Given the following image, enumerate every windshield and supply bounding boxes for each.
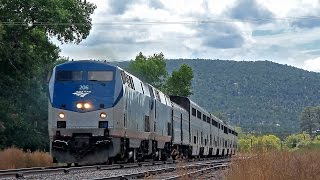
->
[56,71,83,81]
[88,71,113,81]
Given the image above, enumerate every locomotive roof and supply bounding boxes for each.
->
[57,60,172,107]
[56,60,116,69]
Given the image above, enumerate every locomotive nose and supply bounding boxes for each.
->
[52,134,92,150]
[72,134,91,149]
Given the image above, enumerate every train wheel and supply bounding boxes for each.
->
[107,157,113,165]
[160,153,168,161]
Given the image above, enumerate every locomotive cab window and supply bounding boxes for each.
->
[88,71,113,81]
[56,71,83,81]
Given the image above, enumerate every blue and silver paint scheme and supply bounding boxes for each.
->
[48,61,124,163]
[169,96,238,157]
[48,60,172,164]
[48,60,237,164]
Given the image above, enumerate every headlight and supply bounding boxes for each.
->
[76,103,83,109]
[59,112,65,119]
[84,103,91,109]
[100,112,107,119]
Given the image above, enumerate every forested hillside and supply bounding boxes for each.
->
[114,59,320,137]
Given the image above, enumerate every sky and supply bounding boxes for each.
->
[55,0,320,72]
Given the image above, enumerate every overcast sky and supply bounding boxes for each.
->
[55,0,320,72]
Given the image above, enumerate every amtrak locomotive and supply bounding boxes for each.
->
[48,60,238,165]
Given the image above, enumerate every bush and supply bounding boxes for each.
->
[0,147,52,169]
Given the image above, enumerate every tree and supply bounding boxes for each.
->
[284,133,311,149]
[236,128,282,152]
[0,0,96,150]
[165,64,193,97]
[0,0,96,79]
[128,53,194,96]
[300,107,316,135]
[128,52,167,89]
[239,134,257,153]
[312,106,320,127]
[259,135,281,151]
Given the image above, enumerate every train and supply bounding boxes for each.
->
[48,60,238,165]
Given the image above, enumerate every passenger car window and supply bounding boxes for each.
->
[56,71,83,81]
[192,108,196,116]
[197,110,201,119]
[88,71,113,81]
[212,119,218,127]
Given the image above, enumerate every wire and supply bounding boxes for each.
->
[1,15,320,26]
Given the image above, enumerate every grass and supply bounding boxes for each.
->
[0,147,52,169]
[225,150,320,180]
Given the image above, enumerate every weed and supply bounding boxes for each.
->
[225,150,320,180]
[0,147,52,169]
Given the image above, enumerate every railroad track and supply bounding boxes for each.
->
[165,163,228,180]
[95,159,229,180]
[0,161,170,179]
[0,157,229,179]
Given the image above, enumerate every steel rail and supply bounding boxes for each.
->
[0,157,229,179]
[164,164,228,180]
[93,159,230,180]
[0,160,175,179]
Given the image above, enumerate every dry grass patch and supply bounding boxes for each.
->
[226,150,320,180]
[0,147,52,169]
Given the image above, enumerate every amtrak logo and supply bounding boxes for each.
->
[73,85,91,97]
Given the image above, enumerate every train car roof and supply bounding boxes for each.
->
[170,96,235,129]
[172,102,188,113]
[117,66,171,106]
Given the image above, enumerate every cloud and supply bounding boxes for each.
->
[80,25,148,46]
[296,39,320,50]
[56,0,320,73]
[197,23,245,49]
[285,2,320,29]
[302,49,320,56]
[107,0,165,15]
[108,0,133,14]
[303,57,320,72]
[252,29,284,36]
[149,0,164,9]
[292,18,320,29]
[228,0,274,24]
